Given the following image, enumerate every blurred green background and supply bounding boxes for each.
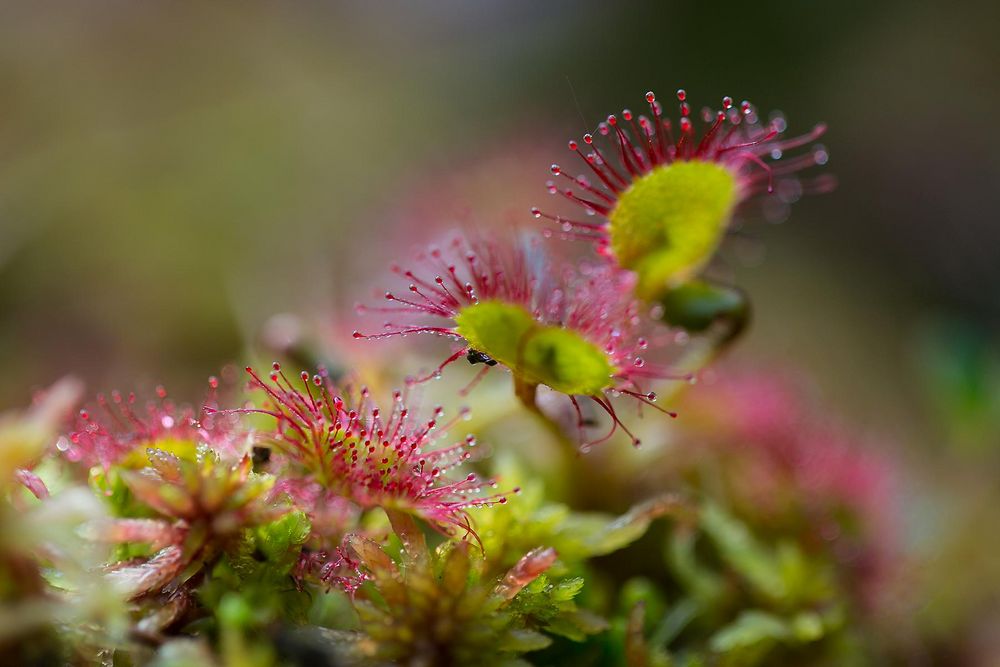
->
[1,0,999,658]
[1,3,998,456]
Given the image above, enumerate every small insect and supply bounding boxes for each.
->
[466,349,498,366]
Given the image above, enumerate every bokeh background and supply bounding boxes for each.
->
[1,0,998,656]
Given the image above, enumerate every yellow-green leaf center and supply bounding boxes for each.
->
[120,437,199,469]
[608,160,737,299]
[454,301,615,396]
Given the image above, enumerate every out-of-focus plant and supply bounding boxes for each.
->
[675,373,899,608]
[913,317,1000,455]
[0,378,129,664]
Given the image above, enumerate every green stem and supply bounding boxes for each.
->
[513,376,578,451]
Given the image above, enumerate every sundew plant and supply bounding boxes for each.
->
[0,86,918,667]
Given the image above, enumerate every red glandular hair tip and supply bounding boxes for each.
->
[296,542,369,596]
[67,378,241,470]
[224,364,516,541]
[533,89,833,249]
[354,236,684,448]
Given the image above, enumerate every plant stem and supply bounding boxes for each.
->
[513,377,578,451]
